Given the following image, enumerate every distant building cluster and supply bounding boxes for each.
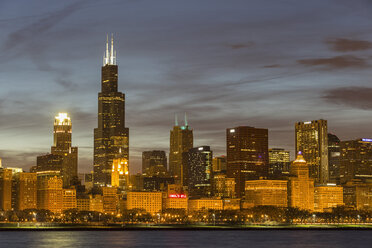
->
[2,37,372,220]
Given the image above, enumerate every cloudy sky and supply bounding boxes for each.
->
[1,0,372,173]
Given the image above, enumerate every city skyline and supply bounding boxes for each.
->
[2,0,372,173]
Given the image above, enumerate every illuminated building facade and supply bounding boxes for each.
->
[188,198,223,212]
[127,191,162,214]
[339,139,372,184]
[37,176,63,213]
[223,198,241,210]
[343,180,372,210]
[165,194,188,210]
[169,114,193,184]
[184,146,213,198]
[328,133,341,184]
[212,156,227,173]
[226,126,269,197]
[212,172,236,198]
[314,185,343,212]
[94,36,129,186]
[142,150,167,176]
[111,158,129,190]
[245,180,288,207]
[89,194,104,213]
[288,152,314,211]
[295,119,329,184]
[0,168,12,210]
[36,113,78,188]
[15,172,37,210]
[102,186,118,214]
[77,197,90,211]
[268,148,290,178]
[62,188,77,210]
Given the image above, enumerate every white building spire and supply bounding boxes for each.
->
[103,34,117,65]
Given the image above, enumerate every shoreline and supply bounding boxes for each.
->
[1,224,372,231]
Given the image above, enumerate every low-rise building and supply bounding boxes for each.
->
[62,188,77,211]
[127,191,162,214]
[245,180,288,207]
[188,198,223,212]
[314,184,344,212]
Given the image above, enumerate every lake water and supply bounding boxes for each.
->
[0,230,371,248]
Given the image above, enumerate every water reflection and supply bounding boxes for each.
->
[0,230,370,248]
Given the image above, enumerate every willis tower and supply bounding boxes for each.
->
[94,35,129,186]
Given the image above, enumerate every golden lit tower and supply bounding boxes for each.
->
[51,113,78,187]
[288,152,314,211]
[36,113,78,188]
[94,35,129,186]
[295,119,329,184]
[111,158,129,190]
[169,114,193,183]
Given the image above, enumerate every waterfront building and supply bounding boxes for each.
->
[188,198,223,212]
[288,152,314,211]
[37,176,63,213]
[127,191,162,214]
[314,184,343,212]
[223,198,241,210]
[164,194,188,211]
[77,197,90,211]
[15,172,37,210]
[62,188,77,211]
[89,194,104,213]
[245,180,288,207]
[226,126,269,197]
[295,119,329,184]
[94,36,129,186]
[102,186,118,214]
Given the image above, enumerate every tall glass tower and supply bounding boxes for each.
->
[94,35,129,186]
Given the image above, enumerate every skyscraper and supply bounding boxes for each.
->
[142,150,167,176]
[184,146,213,198]
[226,126,269,197]
[36,113,78,187]
[295,119,329,184]
[268,148,290,178]
[340,139,372,184]
[328,133,341,184]
[169,114,193,184]
[94,35,129,186]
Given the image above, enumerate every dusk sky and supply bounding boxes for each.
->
[1,0,372,173]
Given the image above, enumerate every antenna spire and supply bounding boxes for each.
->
[175,114,178,126]
[184,112,188,126]
[103,34,116,65]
